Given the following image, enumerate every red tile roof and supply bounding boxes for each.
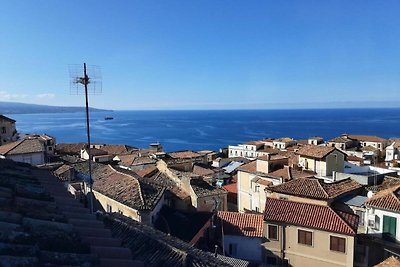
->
[267,166,315,181]
[365,185,400,212]
[168,151,203,159]
[347,134,387,143]
[264,198,358,235]
[238,160,257,173]
[223,183,237,194]
[135,166,158,178]
[296,145,340,159]
[217,211,264,238]
[268,178,362,200]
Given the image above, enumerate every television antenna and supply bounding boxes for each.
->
[69,63,102,214]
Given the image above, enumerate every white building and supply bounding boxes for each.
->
[365,186,400,242]
[0,139,45,165]
[217,211,264,262]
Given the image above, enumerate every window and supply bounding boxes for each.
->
[228,243,237,256]
[255,207,259,213]
[298,229,313,246]
[48,146,53,151]
[330,236,346,253]
[268,225,278,240]
[1,127,5,134]
[254,185,260,192]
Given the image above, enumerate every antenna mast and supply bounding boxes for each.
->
[70,63,102,214]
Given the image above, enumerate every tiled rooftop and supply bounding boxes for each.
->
[374,256,400,267]
[237,160,257,173]
[329,136,352,143]
[296,145,338,159]
[217,211,264,238]
[190,179,227,198]
[56,143,87,155]
[366,176,400,192]
[347,134,387,143]
[103,213,232,267]
[264,198,358,236]
[0,139,44,155]
[268,177,362,200]
[97,144,137,155]
[365,185,400,212]
[168,150,203,159]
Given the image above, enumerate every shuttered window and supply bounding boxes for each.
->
[298,229,313,246]
[330,236,346,253]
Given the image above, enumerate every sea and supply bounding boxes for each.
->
[7,108,400,152]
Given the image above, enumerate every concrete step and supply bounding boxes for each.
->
[59,206,90,214]
[91,246,132,260]
[68,218,104,228]
[75,227,113,238]
[99,258,144,267]
[63,211,95,220]
[82,237,122,247]
[53,197,81,206]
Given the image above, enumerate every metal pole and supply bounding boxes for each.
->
[83,63,94,214]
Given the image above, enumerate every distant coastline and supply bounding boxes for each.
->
[0,101,112,114]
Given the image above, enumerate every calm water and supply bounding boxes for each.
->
[7,109,400,152]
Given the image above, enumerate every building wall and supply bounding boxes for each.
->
[238,170,282,213]
[0,119,17,145]
[299,150,344,177]
[263,223,354,267]
[224,235,262,262]
[192,191,227,212]
[366,207,400,241]
[228,144,258,159]
[93,190,141,221]
[7,152,45,165]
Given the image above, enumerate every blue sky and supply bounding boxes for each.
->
[0,1,399,110]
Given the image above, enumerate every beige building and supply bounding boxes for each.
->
[0,115,17,146]
[157,159,227,212]
[237,155,289,213]
[263,197,358,267]
[273,137,296,150]
[296,145,346,177]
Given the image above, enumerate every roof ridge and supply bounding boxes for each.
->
[109,165,145,207]
[2,140,24,154]
[331,208,357,235]
[316,179,330,198]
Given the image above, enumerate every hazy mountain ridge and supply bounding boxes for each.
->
[0,101,112,114]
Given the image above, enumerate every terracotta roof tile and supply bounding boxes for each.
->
[366,177,400,192]
[329,136,352,143]
[168,150,203,159]
[296,145,338,159]
[348,134,387,143]
[268,178,362,200]
[374,256,400,267]
[56,143,86,155]
[0,139,44,155]
[222,183,237,194]
[237,160,256,172]
[135,166,158,178]
[365,185,400,212]
[217,211,264,238]
[97,144,137,155]
[264,198,358,235]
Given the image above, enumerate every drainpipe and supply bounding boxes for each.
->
[281,225,286,265]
